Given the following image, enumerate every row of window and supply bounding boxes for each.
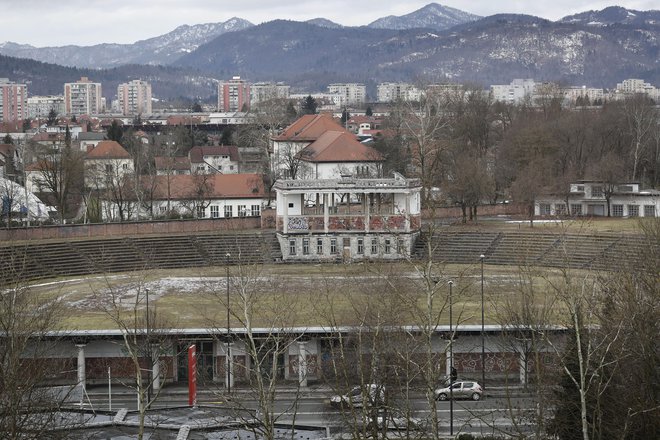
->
[204,204,260,218]
[540,203,656,217]
[289,236,405,256]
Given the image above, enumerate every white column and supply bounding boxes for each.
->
[365,193,370,233]
[225,343,234,389]
[298,341,308,387]
[446,344,452,377]
[519,350,527,385]
[76,344,86,390]
[282,193,288,234]
[404,191,411,232]
[152,350,161,392]
[323,193,329,234]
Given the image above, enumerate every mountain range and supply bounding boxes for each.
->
[0,4,658,101]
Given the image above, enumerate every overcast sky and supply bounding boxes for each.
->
[1,1,658,47]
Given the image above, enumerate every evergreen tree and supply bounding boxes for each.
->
[341,108,351,125]
[191,102,203,113]
[46,109,58,126]
[107,120,123,142]
[2,133,12,144]
[301,95,317,115]
[365,106,373,116]
[64,125,71,148]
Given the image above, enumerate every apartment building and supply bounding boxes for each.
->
[327,83,366,107]
[64,77,102,116]
[376,82,422,102]
[218,76,250,112]
[117,79,152,116]
[490,79,537,104]
[0,78,28,122]
[250,82,290,106]
[613,78,659,100]
[27,95,65,119]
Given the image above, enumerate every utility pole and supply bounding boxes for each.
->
[225,253,231,393]
[480,253,486,390]
[448,280,454,437]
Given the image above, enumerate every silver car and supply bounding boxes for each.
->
[434,381,483,401]
[330,384,385,408]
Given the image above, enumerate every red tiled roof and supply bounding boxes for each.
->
[85,141,132,159]
[25,160,55,172]
[144,173,265,200]
[154,156,191,171]
[31,132,65,142]
[297,131,383,163]
[189,145,240,163]
[273,114,346,142]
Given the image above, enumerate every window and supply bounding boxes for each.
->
[122,163,128,170]
[397,238,405,254]
[357,238,364,255]
[197,165,205,171]
[644,205,656,217]
[576,185,585,192]
[384,239,391,254]
[159,206,166,214]
[627,205,639,217]
[317,238,323,254]
[197,205,206,218]
[224,205,233,218]
[570,204,582,216]
[555,204,567,215]
[289,239,296,256]
[288,203,294,208]
[210,205,219,218]
[303,238,310,255]
[251,205,260,217]
[330,238,338,254]
[229,165,234,171]
[238,205,247,217]
[618,185,633,192]
[612,204,623,217]
[105,164,113,173]
[539,204,551,215]
[591,186,603,198]
[371,238,378,254]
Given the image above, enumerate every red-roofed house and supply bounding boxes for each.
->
[84,140,134,189]
[154,156,191,176]
[188,145,240,174]
[296,130,383,179]
[100,173,267,221]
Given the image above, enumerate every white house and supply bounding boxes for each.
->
[84,140,134,190]
[188,145,240,174]
[100,173,267,221]
[535,181,660,217]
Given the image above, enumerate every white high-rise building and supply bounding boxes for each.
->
[64,77,102,116]
[117,80,152,116]
[614,79,658,100]
[327,83,366,107]
[376,82,422,102]
[0,78,28,122]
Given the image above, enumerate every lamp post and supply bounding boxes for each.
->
[480,253,486,390]
[145,288,151,403]
[448,280,454,437]
[225,253,231,393]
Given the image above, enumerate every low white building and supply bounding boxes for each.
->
[188,145,240,174]
[535,181,660,217]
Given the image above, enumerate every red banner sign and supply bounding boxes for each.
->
[188,344,197,406]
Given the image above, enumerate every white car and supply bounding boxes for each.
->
[330,384,385,408]
[434,381,483,401]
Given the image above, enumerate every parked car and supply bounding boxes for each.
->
[434,381,483,401]
[366,408,423,431]
[330,384,385,408]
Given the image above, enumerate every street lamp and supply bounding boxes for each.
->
[225,253,231,394]
[145,288,151,403]
[448,280,454,437]
[480,254,486,390]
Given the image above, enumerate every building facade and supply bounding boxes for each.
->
[64,77,102,116]
[0,78,28,122]
[27,95,65,119]
[274,173,421,261]
[250,82,290,106]
[535,181,660,217]
[490,79,536,104]
[218,76,251,112]
[376,82,422,103]
[117,79,152,116]
[327,83,367,107]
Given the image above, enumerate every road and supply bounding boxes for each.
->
[81,385,540,436]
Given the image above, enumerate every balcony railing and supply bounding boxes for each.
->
[277,214,421,233]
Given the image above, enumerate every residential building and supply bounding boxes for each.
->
[535,181,660,217]
[377,82,421,102]
[490,79,536,104]
[64,77,102,116]
[84,140,133,189]
[101,173,266,221]
[117,79,152,116]
[154,156,191,175]
[78,132,107,152]
[218,76,250,112]
[188,145,240,174]
[250,82,290,106]
[327,83,367,107]
[562,86,605,104]
[0,78,28,122]
[27,95,65,119]
[208,112,253,125]
[290,93,343,111]
[274,172,421,261]
[613,78,659,101]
